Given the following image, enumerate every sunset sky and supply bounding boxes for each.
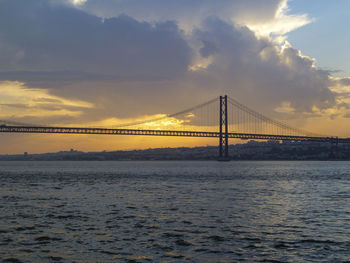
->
[1,0,350,154]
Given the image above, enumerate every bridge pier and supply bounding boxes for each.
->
[219,95,229,161]
[330,137,339,159]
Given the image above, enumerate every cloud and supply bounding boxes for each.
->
[0,0,346,127]
[339,77,350,86]
[0,81,93,120]
[275,101,296,114]
[0,0,192,82]
[72,0,87,6]
[75,0,311,36]
[246,0,312,37]
[1,0,350,153]
[190,18,335,115]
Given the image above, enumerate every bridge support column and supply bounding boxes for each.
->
[219,95,229,160]
[330,136,339,159]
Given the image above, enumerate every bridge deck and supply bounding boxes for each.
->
[1,125,349,143]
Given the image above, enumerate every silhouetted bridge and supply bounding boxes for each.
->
[1,95,349,159]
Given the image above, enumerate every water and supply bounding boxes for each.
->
[1,161,350,263]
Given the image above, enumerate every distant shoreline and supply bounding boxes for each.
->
[1,140,350,161]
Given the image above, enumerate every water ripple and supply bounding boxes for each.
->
[1,161,350,262]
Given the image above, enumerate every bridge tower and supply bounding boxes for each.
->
[219,95,229,160]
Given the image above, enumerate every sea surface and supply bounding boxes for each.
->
[1,161,350,263]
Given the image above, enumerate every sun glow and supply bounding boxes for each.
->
[78,115,194,130]
[71,0,87,6]
[188,56,213,72]
[0,81,93,119]
[245,0,312,38]
[274,101,296,114]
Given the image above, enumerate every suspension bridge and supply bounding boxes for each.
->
[1,95,349,159]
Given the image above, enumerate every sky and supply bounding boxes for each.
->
[0,0,350,154]
[287,0,350,78]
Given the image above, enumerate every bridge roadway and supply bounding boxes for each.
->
[1,125,349,144]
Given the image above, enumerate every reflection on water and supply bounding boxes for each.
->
[1,161,350,262]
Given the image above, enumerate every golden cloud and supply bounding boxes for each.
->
[0,81,94,119]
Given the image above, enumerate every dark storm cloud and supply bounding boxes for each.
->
[0,0,192,82]
[0,71,114,82]
[67,18,337,121]
[0,0,343,123]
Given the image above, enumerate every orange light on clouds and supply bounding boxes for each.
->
[0,81,93,119]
